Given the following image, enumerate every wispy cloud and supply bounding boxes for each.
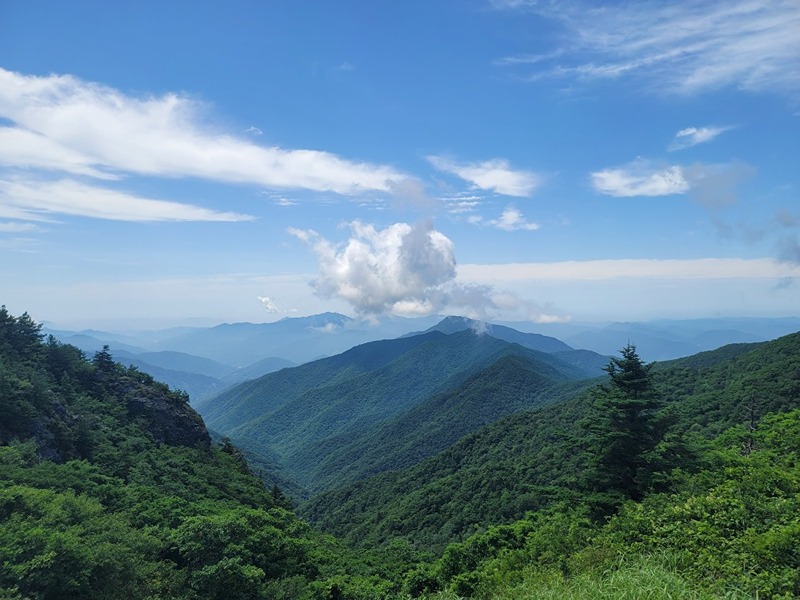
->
[427,156,541,197]
[591,159,689,197]
[0,220,45,233]
[488,206,540,231]
[668,125,732,151]
[442,192,483,215]
[459,257,800,281]
[0,178,252,222]
[495,1,800,96]
[0,68,406,195]
[591,158,754,203]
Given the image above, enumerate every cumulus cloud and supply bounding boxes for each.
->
[494,0,800,96]
[288,220,501,318]
[591,160,689,197]
[0,68,405,195]
[488,206,540,231]
[257,296,280,313]
[288,219,568,322]
[0,178,251,222]
[427,156,541,197]
[669,125,731,151]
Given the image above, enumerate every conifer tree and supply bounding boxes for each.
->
[583,344,664,502]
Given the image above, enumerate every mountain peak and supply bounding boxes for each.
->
[428,315,488,335]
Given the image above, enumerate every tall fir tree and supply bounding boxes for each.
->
[582,344,664,502]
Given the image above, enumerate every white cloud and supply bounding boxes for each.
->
[0,178,252,222]
[591,160,689,197]
[0,68,406,195]
[427,156,541,197]
[289,220,457,316]
[257,296,280,312]
[0,220,44,233]
[442,192,483,215]
[489,206,540,231]
[288,219,566,322]
[669,125,731,151]
[289,220,504,318]
[495,1,800,96]
[258,295,298,313]
[458,258,800,281]
[591,158,754,204]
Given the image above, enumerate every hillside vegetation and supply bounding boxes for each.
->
[302,332,800,552]
[199,330,597,493]
[2,306,799,599]
[0,308,426,599]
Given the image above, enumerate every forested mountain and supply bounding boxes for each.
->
[4,306,800,599]
[302,332,800,551]
[197,329,598,493]
[0,307,429,599]
[290,354,594,494]
[417,316,609,374]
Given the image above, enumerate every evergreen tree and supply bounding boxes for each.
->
[582,344,663,502]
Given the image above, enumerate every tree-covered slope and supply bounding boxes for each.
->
[290,353,593,493]
[196,330,449,431]
[411,408,800,599]
[0,307,427,599]
[301,332,800,551]
[201,330,594,492]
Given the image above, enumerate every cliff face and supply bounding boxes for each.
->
[121,380,211,450]
[0,308,212,462]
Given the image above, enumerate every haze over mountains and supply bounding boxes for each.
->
[174,312,797,502]
[43,313,800,405]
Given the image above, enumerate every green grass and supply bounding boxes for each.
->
[428,555,751,600]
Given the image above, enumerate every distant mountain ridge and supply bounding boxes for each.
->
[197,326,603,494]
[415,315,574,353]
[43,313,800,408]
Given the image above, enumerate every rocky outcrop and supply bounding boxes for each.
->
[120,380,211,450]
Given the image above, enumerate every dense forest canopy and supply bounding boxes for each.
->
[1,306,799,598]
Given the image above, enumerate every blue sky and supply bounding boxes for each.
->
[1,0,799,328]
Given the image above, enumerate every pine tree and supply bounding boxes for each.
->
[582,344,664,502]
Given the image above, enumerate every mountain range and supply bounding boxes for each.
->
[5,304,800,598]
[196,326,604,494]
[43,312,800,405]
